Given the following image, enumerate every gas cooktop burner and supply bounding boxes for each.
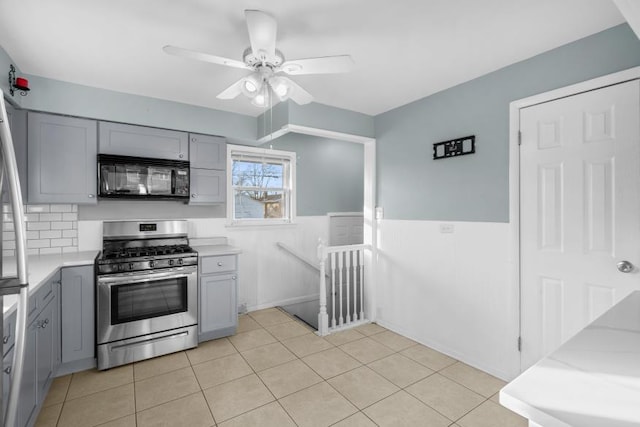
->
[103,244,194,260]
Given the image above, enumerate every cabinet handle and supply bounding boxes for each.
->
[4,367,11,375]
[179,153,184,159]
[232,276,237,280]
[192,194,197,198]
[88,194,95,198]
[217,262,223,266]
[2,336,8,344]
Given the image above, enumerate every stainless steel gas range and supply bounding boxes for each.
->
[95,220,198,370]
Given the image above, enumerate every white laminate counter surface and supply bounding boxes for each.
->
[2,251,98,315]
[193,245,242,257]
[500,291,640,427]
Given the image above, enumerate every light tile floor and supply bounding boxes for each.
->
[36,308,527,427]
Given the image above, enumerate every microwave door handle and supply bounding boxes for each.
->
[171,169,176,195]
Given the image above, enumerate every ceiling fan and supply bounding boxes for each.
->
[163,9,354,108]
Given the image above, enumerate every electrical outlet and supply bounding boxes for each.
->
[439,223,455,233]
[237,303,247,314]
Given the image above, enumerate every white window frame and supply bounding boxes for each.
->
[226,144,296,226]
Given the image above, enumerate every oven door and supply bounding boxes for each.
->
[97,266,197,345]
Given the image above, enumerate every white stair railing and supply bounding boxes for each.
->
[317,239,370,335]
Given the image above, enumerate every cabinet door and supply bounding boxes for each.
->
[99,122,188,160]
[189,134,226,169]
[36,300,55,403]
[61,266,95,363]
[190,169,226,204]
[200,274,237,335]
[18,321,37,427]
[2,103,27,203]
[2,347,13,421]
[27,113,98,204]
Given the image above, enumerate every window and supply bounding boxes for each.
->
[227,144,296,225]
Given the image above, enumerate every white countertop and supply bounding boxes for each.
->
[500,291,640,427]
[194,245,242,257]
[2,251,98,316]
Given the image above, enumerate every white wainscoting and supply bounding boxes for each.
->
[375,219,519,381]
[79,216,329,314]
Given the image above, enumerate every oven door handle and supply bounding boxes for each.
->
[97,267,196,286]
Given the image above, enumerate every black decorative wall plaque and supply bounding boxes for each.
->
[433,135,475,160]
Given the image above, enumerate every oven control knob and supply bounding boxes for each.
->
[149,261,155,268]
[117,264,124,272]
[129,263,134,270]
[169,259,174,266]
[178,258,184,265]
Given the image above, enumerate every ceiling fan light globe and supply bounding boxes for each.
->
[251,90,270,107]
[269,76,290,100]
[241,74,263,98]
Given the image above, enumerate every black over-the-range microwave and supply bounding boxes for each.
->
[98,154,190,200]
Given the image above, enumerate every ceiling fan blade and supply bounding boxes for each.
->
[163,45,250,70]
[245,10,277,60]
[280,55,354,75]
[280,77,313,105]
[216,78,246,100]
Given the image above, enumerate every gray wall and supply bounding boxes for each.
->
[260,133,364,216]
[21,75,257,143]
[375,23,640,222]
[0,46,22,107]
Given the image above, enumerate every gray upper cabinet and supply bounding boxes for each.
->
[28,112,98,204]
[2,103,27,203]
[189,134,226,205]
[189,134,226,169]
[99,122,189,160]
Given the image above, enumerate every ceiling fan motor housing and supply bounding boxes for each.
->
[243,47,285,69]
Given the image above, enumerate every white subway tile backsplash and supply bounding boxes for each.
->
[39,247,62,255]
[25,213,40,222]
[51,222,72,230]
[51,238,72,247]
[26,205,49,213]
[40,230,63,239]
[50,204,73,213]
[62,229,77,238]
[2,203,79,256]
[28,239,51,249]
[28,222,50,231]
[62,213,78,221]
[40,213,63,222]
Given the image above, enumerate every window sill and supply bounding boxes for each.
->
[225,221,298,230]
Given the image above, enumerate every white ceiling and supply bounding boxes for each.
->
[0,0,625,117]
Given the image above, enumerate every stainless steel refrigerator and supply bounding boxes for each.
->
[0,89,30,427]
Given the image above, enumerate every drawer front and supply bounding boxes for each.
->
[28,273,59,323]
[201,255,237,274]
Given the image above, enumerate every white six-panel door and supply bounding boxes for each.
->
[520,79,640,370]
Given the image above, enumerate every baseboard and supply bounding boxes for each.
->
[56,357,97,376]
[248,293,320,312]
[375,318,512,382]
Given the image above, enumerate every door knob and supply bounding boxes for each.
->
[617,260,634,273]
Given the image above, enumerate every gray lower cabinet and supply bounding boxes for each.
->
[199,254,238,342]
[189,134,226,205]
[2,271,60,427]
[99,121,189,160]
[60,266,95,370]
[27,112,98,204]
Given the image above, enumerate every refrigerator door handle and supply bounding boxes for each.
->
[0,89,30,427]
